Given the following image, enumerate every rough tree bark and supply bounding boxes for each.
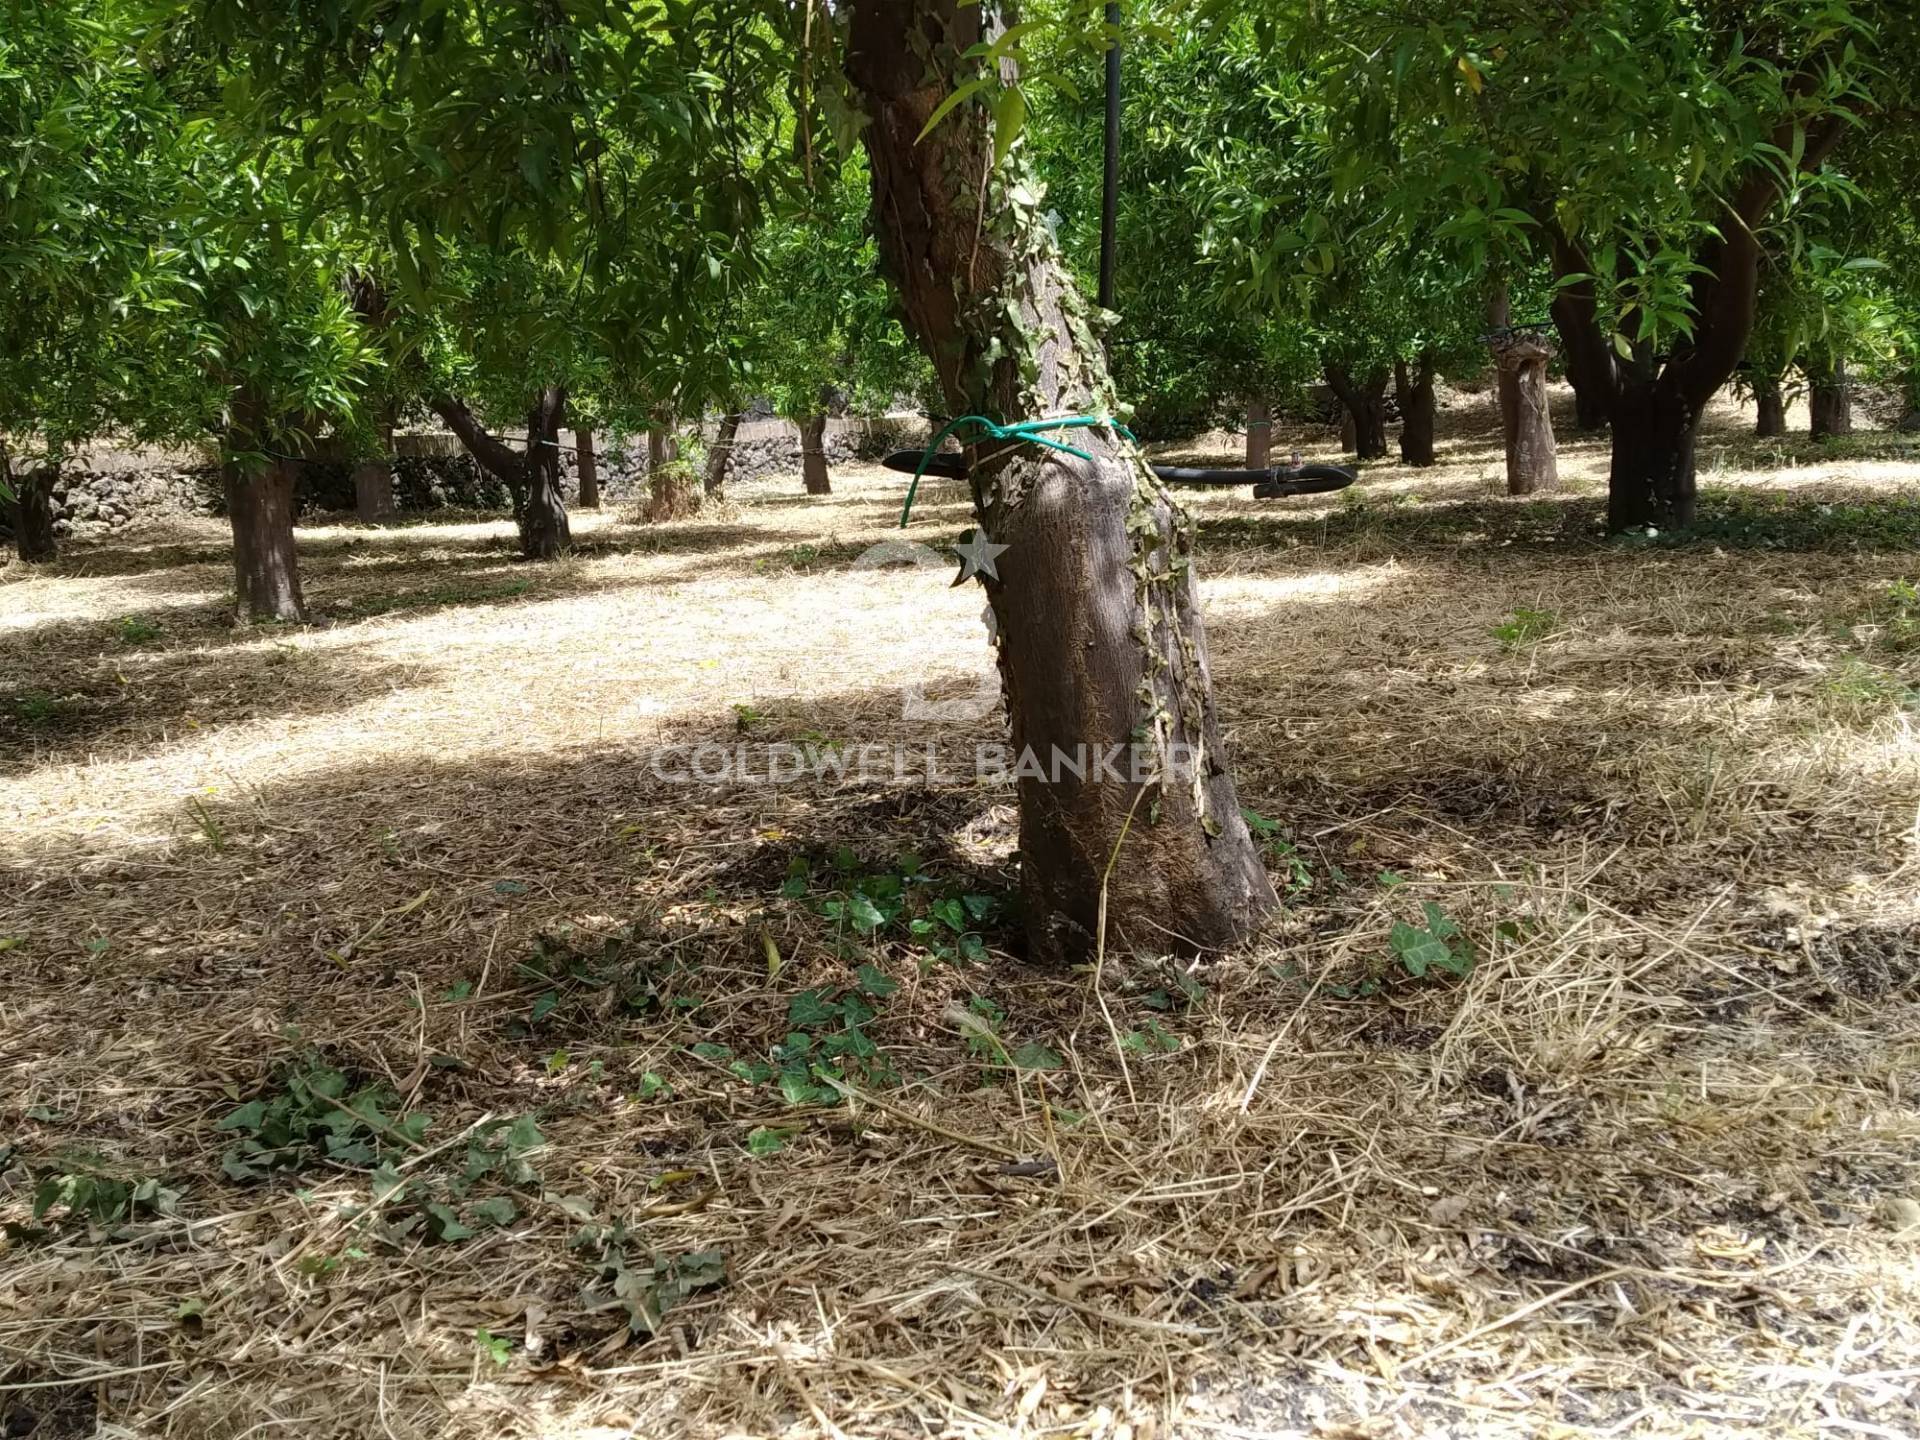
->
[1809,358,1852,440]
[705,412,741,496]
[800,413,832,494]
[221,392,306,622]
[1394,356,1436,468]
[1245,396,1272,470]
[1489,330,1559,494]
[520,387,570,557]
[1549,110,1850,530]
[846,0,1276,962]
[1324,363,1389,459]
[1753,375,1788,437]
[8,457,59,563]
[575,427,600,508]
[430,391,571,559]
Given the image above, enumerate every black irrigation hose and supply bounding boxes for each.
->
[880,449,1356,498]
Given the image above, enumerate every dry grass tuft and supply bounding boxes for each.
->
[4,387,1920,1439]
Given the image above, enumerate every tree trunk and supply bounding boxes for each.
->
[519,386,571,560]
[1549,110,1848,532]
[1394,357,1436,467]
[1810,359,1852,440]
[575,426,600,508]
[647,427,668,473]
[431,392,569,559]
[225,452,305,622]
[800,413,832,494]
[1339,408,1357,452]
[1325,363,1388,459]
[1548,261,1615,432]
[705,412,741,496]
[1607,381,1700,531]
[353,410,395,522]
[10,460,59,563]
[847,0,1276,963]
[1245,396,1272,470]
[1754,376,1787,437]
[1490,331,1559,494]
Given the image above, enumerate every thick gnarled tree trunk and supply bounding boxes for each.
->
[1810,359,1852,440]
[1325,363,1388,459]
[1490,331,1558,495]
[575,427,600,508]
[799,413,832,494]
[705,412,741,496]
[431,391,571,559]
[1245,396,1272,470]
[847,0,1276,962]
[9,459,59,563]
[1394,357,1435,468]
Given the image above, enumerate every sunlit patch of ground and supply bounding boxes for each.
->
[3,386,1920,1439]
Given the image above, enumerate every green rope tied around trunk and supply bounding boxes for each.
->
[898,413,1137,528]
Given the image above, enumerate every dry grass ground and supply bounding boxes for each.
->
[4,385,1920,1439]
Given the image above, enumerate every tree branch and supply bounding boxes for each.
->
[429,397,525,483]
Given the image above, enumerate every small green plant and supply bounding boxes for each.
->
[1871,579,1920,653]
[21,1165,179,1234]
[1241,808,1315,896]
[185,796,227,851]
[1491,606,1558,649]
[1820,656,1918,709]
[1121,1019,1181,1054]
[952,996,1063,1076]
[730,702,764,733]
[1389,901,1477,980]
[216,1060,543,1247]
[114,614,162,644]
[574,1231,727,1337]
[12,689,64,725]
[782,849,1004,966]
[475,1327,513,1367]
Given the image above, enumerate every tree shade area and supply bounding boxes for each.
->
[4,1,1920,1434]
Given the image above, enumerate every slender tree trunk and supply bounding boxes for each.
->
[1810,359,1852,439]
[1395,357,1436,467]
[1490,332,1559,494]
[647,427,668,473]
[225,451,305,622]
[847,0,1276,963]
[1245,396,1272,470]
[1754,376,1787,437]
[519,386,571,560]
[800,413,832,494]
[575,426,600,508]
[705,412,741,496]
[1325,363,1388,458]
[10,459,59,563]
[1339,408,1357,452]
[1549,270,1615,432]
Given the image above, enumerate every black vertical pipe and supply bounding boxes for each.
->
[1098,2,1120,311]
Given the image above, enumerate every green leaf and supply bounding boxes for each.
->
[992,85,1026,168]
[218,1100,267,1133]
[746,1126,787,1157]
[1009,1041,1063,1072]
[469,1196,518,1227]
[914,78,990,144]
[788,989,840,1027]
[425,1203,474,1242]
[854,963,898,998]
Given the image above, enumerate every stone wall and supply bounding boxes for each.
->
[5,413,934,542]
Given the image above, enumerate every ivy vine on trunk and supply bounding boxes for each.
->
[846,0,1276,963]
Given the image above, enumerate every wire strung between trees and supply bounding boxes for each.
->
[898,413,1137,527]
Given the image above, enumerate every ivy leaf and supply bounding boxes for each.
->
[1009,1041,1063,1072]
